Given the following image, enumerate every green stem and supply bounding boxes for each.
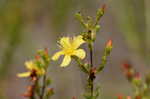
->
[89,43,94,97]
[30,78,38,99]
[74,57,89,74]
[40,70,47,99]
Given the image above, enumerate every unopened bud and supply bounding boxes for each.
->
[35,55,40,60]
[102,4,106,12]
[135,95,142,99]
[96,4,106,21]
[22,92,32,97]
[106,40,112,48]
[105,40,113,54]
[117,94,123,99]
[72,96,76,99]
[126,96,131,99]
[122,63,131,70]
[134,73,141,80]
[45,48,49,55]
[126,71,134,80]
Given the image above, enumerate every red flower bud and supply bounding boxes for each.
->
[134,72,141,80]
[48,88,54,92]
[45,48,49,55]
[106,40,112,48]
[117,94,123,99]
[126,71,134,80]
[102,4,106,12]
[22,92,32,97]
[135,95,142,99]
[91,67,97,74]
[35,55,40,60]
[126,96,131,99]
[122,63,131,70]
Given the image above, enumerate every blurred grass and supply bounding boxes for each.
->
[50,0,95,33]
[51,0,73,32]
[145,0,150,63]
[111,0,149,63]
[0,1,23,98]
[0,0,23,78]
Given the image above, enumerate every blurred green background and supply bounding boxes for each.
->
[0,0,150,99]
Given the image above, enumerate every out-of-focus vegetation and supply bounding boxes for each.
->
[0,0,23,78]
[120,63,150,99]
[111,0,150,63]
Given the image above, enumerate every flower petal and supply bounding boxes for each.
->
[36,68,45,75]
[59,37,71,48]
[72,35,85,49]
[25,61,35,70]
[52,51,64,61]
[73,49,86,59]
[17,72,31,78]
[60,55,71,67]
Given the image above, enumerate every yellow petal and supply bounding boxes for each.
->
[25,61,35,70]
[36,68,45,75]
[52,51,64,61]
[59,37,71,48]
[73,49,86,59]
[17,72,31,78]
[72,35,85,49]
[60,55,71,67]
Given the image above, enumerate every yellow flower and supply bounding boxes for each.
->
[17,61,45,78]
[52,35,86,67]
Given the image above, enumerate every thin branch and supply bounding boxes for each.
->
[40,70,47,99]
[89,42,94,97]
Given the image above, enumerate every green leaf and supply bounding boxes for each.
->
[46,78,52,86]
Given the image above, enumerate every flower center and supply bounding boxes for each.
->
[64,48,75,55]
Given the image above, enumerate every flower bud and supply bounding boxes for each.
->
[102,4,106,12]
[44,48,49,55]
[105,40,113,54]
[72,96,76,99]
[96,4,106,21]
[122,63,131,70]
[35,55,40,60]
[117,94,123,99]
[134,73,141,80]
[135,95,142,99]
[106,40,112,48]
[22,92,32,97]
[126,96,131,99]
